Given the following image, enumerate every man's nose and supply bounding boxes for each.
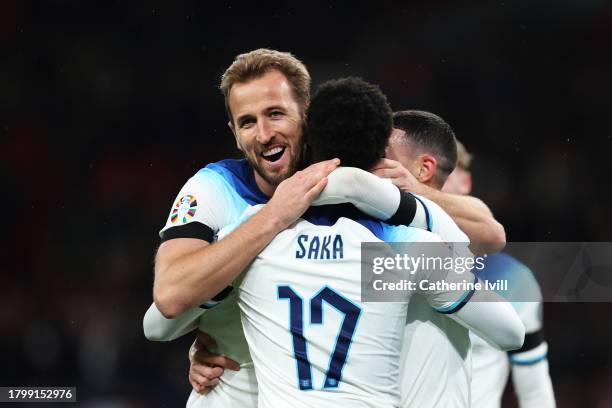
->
[256,118,275,144]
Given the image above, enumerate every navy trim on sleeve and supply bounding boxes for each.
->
[160,222,214,243]
[199,286,234,309]
[508,329,545,355]
[437,275,478,315]
[386,190,417,226]
[413,194,432,232]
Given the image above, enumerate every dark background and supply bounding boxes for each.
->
[2,0,612,406]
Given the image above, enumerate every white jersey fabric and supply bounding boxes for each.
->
[233,205,470,408]
[309,168,479,407]
[397,194,473,408]
[157,159,270,407]
[471,252,555,408]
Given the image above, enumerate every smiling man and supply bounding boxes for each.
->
[153,50,339,319]
[151,50,340,407]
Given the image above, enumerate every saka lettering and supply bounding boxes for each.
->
[295,234,344,259]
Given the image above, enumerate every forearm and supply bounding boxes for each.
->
[313,167,426,228]
[415,186,506,253]
[314,167,400,218]
[450,287,525,351]
[143,302,204,341]
[511,358,556,408]
[154,207,284,317]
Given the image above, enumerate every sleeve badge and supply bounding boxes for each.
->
[171,194,198,224]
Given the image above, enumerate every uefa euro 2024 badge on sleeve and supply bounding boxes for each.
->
[171,194,198,224]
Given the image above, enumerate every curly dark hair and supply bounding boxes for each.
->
[306,77,392,170]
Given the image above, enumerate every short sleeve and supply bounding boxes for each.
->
[412,194,470,243]
[159,169,245,243]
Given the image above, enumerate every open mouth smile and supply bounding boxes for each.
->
[261,146,287,163]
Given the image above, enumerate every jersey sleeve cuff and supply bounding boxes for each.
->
[160,222,214,243]
[385,191,417,226]
[435,274,478,314]
[509,340,548,365]
[508,328,544,353]
[412,194,433,232]
[199,286,234,309]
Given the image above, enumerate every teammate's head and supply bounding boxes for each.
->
[386,110,458,189]
[442,140,473,196]
[220,49,311,194]
[306,77,392,170]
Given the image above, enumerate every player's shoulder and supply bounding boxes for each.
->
[382,223,444,243]
[194,158,248,186]
[481,252,543,303]
[483,252,534,279]
[191,158,268,205]
[299,204,443,244]
[412,193,469,243]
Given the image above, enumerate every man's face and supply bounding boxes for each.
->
[228,70,304,194]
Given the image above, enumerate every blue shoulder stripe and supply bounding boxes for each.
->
[204,159,269,205]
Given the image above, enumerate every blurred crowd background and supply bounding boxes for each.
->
[2,1,612,406]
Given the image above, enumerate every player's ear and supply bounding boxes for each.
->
[417,154,437,184]
[228,120,243,152]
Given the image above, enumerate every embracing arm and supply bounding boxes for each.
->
[143,302,205,341]
[313,167,428,229]
[372,159,506,254]
[449,287,525,351]
[154,160,338,318]
[416,187,506,254]
[154,213,284,318]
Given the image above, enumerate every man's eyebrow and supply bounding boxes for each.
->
[265,105,286,112]
[235,113,255,124]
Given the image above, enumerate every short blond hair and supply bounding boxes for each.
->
[456,140,473,170]
[220,49,311,122]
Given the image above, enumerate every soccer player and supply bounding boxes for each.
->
[150,49,336,407]
[380,110,484,407]
[442,142,556,408]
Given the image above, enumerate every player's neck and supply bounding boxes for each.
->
[253,170,276,197]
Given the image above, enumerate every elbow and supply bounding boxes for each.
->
[497,318,526,352]
[143,304,170,341]
[143,322,166,342]
[488,220,507,253]
[471,221,506,256]
[500,329,525,352]
[153,287,189,319]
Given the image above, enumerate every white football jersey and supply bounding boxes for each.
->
[470,253,552,408]
[234,205,474,408]
[185,292,258,408]
[159,159,270,407]
[398,194,473,408]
